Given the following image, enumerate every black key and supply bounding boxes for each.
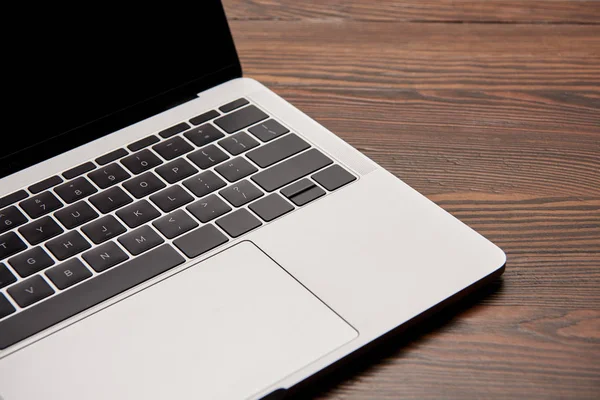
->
[89,187,133,214]
[54,201,99,229]
[0,232,27,260]
[116,200,161,228]
[152,136,194,160]
[216,209,262,238]
[55,177,97,204]
[82,241,129,272]
[9,246,54,278]
[96,148,128,165]
[121,149,163,175]
[20,191,63,219]
[252,149,332,192]
[247,133,309,168]
[219,131,259,156]
[183,171,226,198]
[281,178,325,206]
[173,224,228,258]
[29,175,63,194]
[0,206,28,234]
[214,157,258,182]
[249,193,294,222]
[249,119,289,142]
[219,180,263,207]
[220,98,249,113]
[0,190,28,209]
[187,145,229,170]
[214,105,268,134]
[150,185,193,213]
[63,162,96,180]
[123,172,166,199]
[81,215,127,244]
[184,123,225,147]
[19,216,64,245]
[190,109,220,126]
[45,258,92,289]
[156,158,198,184]
[118,225,164,255]
[312,165,356,191]
[46,231,91,261]
[8,275,55,308]
[187,194,231,223]
[159,122,190,139]
[88,163,131,189]
[128,135,160,152]
[0,244,184,350]
[153,210,198,239]
[0,293,15,319]
[0,263,17,289]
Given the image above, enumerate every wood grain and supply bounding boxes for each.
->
[226,0,600,24]
[223,0,600,399]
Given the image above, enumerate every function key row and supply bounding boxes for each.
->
[0,190,28,209]
[96,148,128,166]
[159,122,190,139]
[62,162,96,180]
[128,135,160,152]
[28,176,63,194]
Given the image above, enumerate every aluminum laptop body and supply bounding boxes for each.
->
[0,2,505,399]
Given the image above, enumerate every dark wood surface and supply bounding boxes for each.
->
[223,1,600,398]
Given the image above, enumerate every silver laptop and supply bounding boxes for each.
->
[0,2,505,399]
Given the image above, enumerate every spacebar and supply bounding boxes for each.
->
[0,244,185,350]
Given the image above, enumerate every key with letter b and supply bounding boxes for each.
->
[45,259,92,289]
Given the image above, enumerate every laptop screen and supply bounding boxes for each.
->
[1,1,240,179]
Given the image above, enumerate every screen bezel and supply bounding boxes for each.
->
[1,3,242,179]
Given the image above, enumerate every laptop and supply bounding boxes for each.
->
[0,2,505,399]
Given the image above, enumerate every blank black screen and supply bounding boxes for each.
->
[2,1,240,178]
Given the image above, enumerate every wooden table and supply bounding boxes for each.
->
[223,1,600,398]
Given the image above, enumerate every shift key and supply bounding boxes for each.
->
[252,149,332,192]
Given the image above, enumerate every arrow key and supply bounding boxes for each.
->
[153,210,198,239]
[8,275,55,308]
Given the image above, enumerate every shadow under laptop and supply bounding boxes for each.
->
[279,276,505,400]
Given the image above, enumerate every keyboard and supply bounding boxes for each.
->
[0,98,356,349]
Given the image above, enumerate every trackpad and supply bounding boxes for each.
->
[1,242,357,400]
